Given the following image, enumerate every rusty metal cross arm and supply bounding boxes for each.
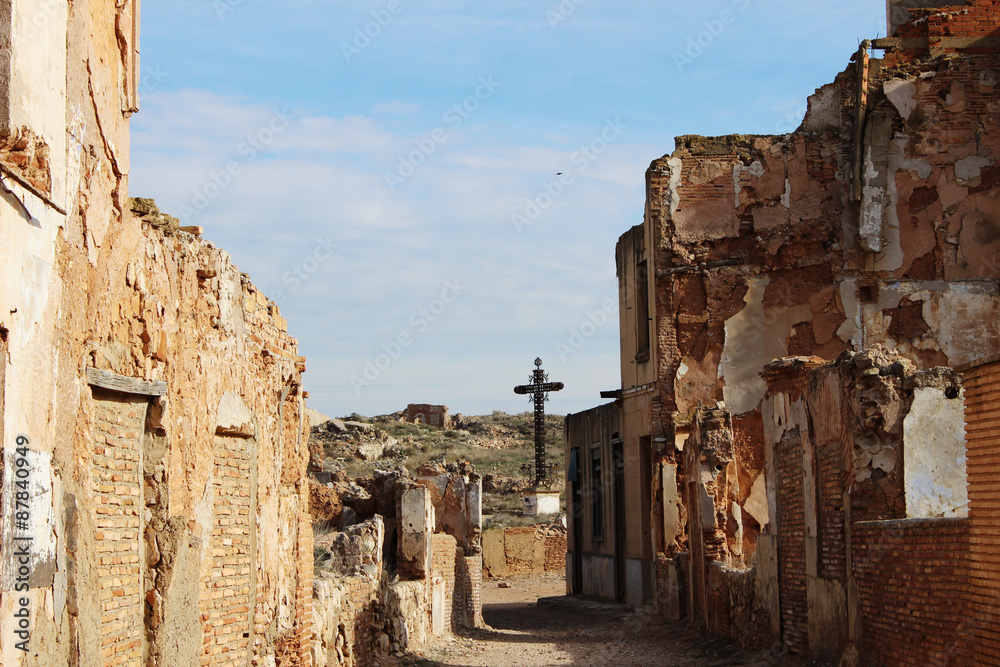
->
[513,382,564,395]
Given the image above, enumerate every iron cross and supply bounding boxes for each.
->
[514,358,564,486]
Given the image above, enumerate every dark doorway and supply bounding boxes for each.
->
[569,447,583,594]
[612,435,626,602]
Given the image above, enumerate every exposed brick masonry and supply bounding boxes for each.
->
[889,0,1000,65]
[201,436,253,666]
[852,519,971,666]
[432,534,458,632]
[962,357,1000,664]
[92,394,145,667]
[0,127,51,195]
[775,431,808,655]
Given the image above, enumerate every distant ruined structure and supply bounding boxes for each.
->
[0,1,314,665]
[566,0,1000,664]
[403,404,451,429]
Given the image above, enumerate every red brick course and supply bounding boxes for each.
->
[432,533,458,631]
[775,432,808,655]
[92,395,146,667]
[962,358,1000,665]
[544,534,566,572]
[889,0,1000,66]
[852,518,972,666]
[201,436,253,666]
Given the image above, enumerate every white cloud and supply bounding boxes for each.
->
[130,89,644,416]
[372,100,424,116]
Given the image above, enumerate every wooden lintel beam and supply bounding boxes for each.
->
[86,367,167,397]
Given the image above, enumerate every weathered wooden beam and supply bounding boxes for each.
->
[86,367,167,397]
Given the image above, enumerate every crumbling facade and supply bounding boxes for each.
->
[567,0,1000,661]
[0,2,312,665]
[483,523,567,579]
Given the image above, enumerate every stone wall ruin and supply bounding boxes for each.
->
[0,2,313,665]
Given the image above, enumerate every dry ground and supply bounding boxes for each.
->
[387,572,810,667]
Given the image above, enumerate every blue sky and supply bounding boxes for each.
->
[130,0,887,418]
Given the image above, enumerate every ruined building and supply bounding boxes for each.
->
[567,0,1000,662]
[309,463,483,665]
[403,404,451,429]
[0,1,313,665]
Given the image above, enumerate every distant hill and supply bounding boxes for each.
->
[308,411,566,523]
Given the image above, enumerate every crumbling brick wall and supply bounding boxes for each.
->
[482,525,567,577]
[886,0,1000,65]
[736,351,971,662]
[0,128,51,195]
[633,0,1000,554]
[0,4,314,663]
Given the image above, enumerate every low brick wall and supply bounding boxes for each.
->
[432,533,458,631]
[483,525,566,578]
[853,518,972,666]
[545,533,567,572]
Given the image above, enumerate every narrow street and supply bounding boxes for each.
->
[401,573,808,667]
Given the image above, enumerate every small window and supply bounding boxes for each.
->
[635,260,650,360]
[591,447,604,541]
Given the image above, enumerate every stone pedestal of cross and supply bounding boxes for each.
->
[514,358,564,487]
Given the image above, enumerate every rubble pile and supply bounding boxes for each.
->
[311,418,403,465]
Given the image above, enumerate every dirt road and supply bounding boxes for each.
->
[400,573,807,667]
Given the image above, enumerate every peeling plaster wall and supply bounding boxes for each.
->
[639,39,1000,434]
[729,351,971,661]
[0,3,313,666]
[903,386,968,518]
[614,19,1000,608]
